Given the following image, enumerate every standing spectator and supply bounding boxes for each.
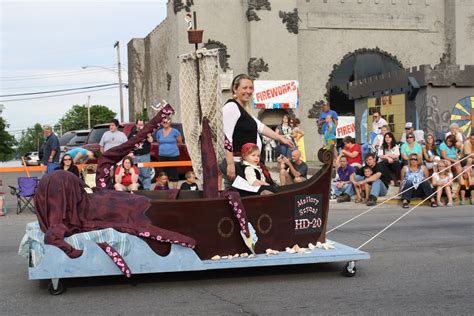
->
[155,117,182,189]
[463,132,474,166]
[66,147,98,164]
[370,110,388,143]
[317,101,338,135]
[42,125,60,174]
[331,155,356,198]
[221,74,293,187]
[400,133,422,165]
[338,153,390,206]
[129,119,153,190]
[180,171,199,191]
[338,136,362,169]
[99,119,128,153]
[400,154,436,208]
[275,114,294,158]
[54,154,80,177]
[378,132,401,185]
[432,159,454,206]
[445,123,464,150]
[422,133,439,171]
[277,150,308,185]
[439,134,463,179]
[400,122,424,144]
[292,118,306,162]
[114,156,139,192]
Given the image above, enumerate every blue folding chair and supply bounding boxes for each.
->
[9,177,38,214]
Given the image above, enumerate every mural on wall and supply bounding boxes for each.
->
[248,57,269,79]
[418,94,452,141]
[450,96,473,138]
[203,39,230,71]
[173,0,193,14]
[278,9,300,34]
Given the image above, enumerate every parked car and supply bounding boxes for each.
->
[82,122,192,178]
[23,152,40,166]
[59,129,90,154]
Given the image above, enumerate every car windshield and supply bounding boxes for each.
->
[87,126,124,144]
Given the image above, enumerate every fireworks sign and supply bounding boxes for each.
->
[252,80,299,109]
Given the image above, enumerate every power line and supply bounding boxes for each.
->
[0,67,116,79]
[0,83,119,97]
[0,81,116,90]
[0,69,122,81]
[0,86,120,102]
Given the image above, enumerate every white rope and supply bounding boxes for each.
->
[356,166,470,250]
[327,154,472,234]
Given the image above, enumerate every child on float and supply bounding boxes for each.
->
[180,171,199,191]
[154,172,170,191]
[432,159,454,206]
[354,166,373,203]
[240,143,278,196]
[458,166,474,205]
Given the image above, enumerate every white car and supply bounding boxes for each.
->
[24,152,40,166]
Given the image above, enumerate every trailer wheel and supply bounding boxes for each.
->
[342,261,356,277]
[48,279,66,295]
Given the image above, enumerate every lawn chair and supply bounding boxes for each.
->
[9,177,39,214]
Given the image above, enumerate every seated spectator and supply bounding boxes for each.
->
[372,125,390,153]
[439,134,463,179]
[331,155,356,198]
[458,166,473,205]
[445,123,464,150]
[422,133,439,171]
[240,143,277,195]
[154,172,169,191]
[180,171,199,191]
[353,166,374,204]
[400,122,424,144]
[54,154,80,177]
[114,156,139,192]
[400,154,436,208]
[400,133,422,165]
[337,136,362,169]
[432,159,454,206]
[378,132,401,186]
[338,153,390,206]
[66,147,98,164]
[463,132,473,166]
[278,150,308,185]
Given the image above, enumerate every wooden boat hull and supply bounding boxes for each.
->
[140,149,333,260]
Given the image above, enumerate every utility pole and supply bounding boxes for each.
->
[114,41,124,123]
[87,95,91,129]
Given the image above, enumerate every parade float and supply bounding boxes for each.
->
[19,17,369,295]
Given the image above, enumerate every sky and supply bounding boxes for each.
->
[0,0,168,138]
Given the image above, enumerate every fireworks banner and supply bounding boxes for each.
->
[252,80,299,109]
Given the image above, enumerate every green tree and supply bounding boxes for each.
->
[17,123,44,156]
[55,104,117,133]
[0,117,17,161]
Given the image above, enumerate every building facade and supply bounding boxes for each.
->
[128,0,474,160]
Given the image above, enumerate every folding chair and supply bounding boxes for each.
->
[9,177,38,214]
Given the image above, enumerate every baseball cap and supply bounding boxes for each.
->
[405,122,413,129]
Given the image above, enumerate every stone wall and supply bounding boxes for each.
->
[128,0,474,160]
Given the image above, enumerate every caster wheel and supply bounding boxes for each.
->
[48,280,66,295]
[342,261,357,277]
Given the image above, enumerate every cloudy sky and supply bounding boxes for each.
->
[0,0,167,137]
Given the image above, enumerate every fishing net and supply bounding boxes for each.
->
[179,48,225,181]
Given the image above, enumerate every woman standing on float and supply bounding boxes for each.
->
[220,74,294,187]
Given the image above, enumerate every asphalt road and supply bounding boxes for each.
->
[0,171,472,315]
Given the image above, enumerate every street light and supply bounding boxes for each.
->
[81,62,125,122]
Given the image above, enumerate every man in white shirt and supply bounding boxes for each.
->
[371,110,388,142]
[99,119,128,153]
